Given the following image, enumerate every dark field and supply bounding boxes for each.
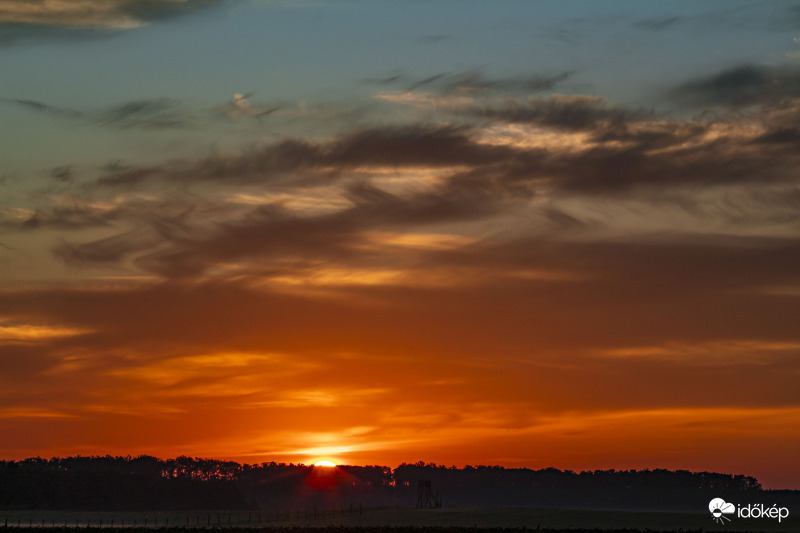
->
[0,507,796,533]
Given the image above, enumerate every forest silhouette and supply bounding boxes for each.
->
[2,457,798,512]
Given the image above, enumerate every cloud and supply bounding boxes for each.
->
[0,97,83,118]
[48,166,74,183]
[5,232,800,411]
[755,127,800,144]
[5,79,799,373]
[367,70,573,96]
[0,320,91,344]
[0,0,221,29]
[96,98,190,129]
[463,94,652,132]
[53,179,509,278]
[94,103,782,199]
[210,93,281,121]
[93,124,520,189]
[19,85,794,283]
[633,16,683,31]
[0,96,191,129]
[447,96,800,194]
[5,204,120,230]
[0,0,223,46]
[671,65,800,107]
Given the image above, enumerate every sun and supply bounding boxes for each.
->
[313,460,337,467]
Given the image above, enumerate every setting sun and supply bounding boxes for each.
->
[313,460,337,468]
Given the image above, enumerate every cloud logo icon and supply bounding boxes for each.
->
[709,498,736,524]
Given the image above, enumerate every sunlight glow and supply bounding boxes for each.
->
[313,460,337,467]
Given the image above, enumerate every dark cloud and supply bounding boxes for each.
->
[326,125,515,167]
[96,166,161,188]
[10,87,797,288]
[364,73,404,85]
[441,71,573,94]
[95,98,189,129]
[0,96,191,129]
[754,127,800,145]
[55,177,510,278]
[464,95,652,132]
[671,65,800,107]
[446,94,799,194]
[547,141,798,194]
[80,95,800,201]
[633,16,683,31]
[0,97,83,118]
[95,124,520,188]
[367,70,573,95]
[407,73,450,90]
[48,166,75,184]
[102,160,134,173]
[53,228,160,266]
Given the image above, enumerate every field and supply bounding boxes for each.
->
[0,507,796,533]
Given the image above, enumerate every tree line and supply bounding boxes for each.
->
[1,456,793,512]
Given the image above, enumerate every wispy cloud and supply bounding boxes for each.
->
[0,0,221,29]
[367,69,574,96]
[671,65,800,107]
[0,96,192,129]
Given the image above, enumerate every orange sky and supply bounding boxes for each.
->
[2,0,800,491]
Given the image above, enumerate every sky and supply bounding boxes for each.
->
[1,0,800,489]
